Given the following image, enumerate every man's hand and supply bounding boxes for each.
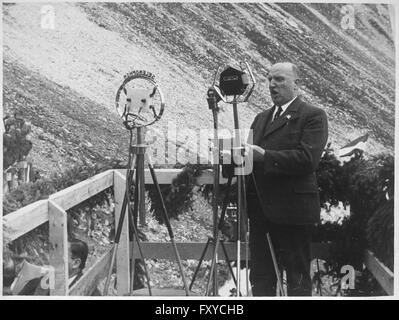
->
[220,149,232,163]
[244,143,265,162]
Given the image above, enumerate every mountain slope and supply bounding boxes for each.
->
[2,2,395,175]
[3,60,130,174]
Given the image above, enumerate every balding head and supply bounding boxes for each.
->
[270,62,299,79]
[268,62,300,106]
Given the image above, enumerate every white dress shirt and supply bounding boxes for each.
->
[68,274,78,287]
[272,96,298,120]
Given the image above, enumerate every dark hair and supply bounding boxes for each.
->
[3,259,16,287]
[70,239,89,271]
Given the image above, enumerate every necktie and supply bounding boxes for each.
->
[273,105,283,122]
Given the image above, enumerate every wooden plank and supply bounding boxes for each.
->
[131,242,248,261]
[3,200,49,243]
[49,170,113,210]
[113,170,131,295]
[117,168,228,185]
[130,241,334,261]
[130,242,333,261]
[69,249,112,296]
[132,288,198,296]
[196,169,229,185]
[364,250,394,295]
[117,168,183,185]
[48,201,69,296]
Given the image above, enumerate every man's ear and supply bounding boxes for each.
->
[293,79,301,93]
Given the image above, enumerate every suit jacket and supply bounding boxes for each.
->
[247,96,328,225]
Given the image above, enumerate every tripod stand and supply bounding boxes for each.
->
[103,127,190,296]
[191,89,285,296]
[191,99,252,296]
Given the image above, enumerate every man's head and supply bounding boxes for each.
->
[3,251,16,289]
[68,239,88,277]
[267,62,300,106]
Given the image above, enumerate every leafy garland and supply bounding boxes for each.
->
[146,163,211,223]
[3,160,115,216]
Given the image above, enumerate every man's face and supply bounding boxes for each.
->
[268,63,298,106]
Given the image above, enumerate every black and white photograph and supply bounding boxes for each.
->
[1,1,396,302]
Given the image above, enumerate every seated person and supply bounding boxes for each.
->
[7,238,92,295]
[3,250,16,295]
[68,238,89,289]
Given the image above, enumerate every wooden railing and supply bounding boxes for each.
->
[3,170,114,295]
[3,169,394,296]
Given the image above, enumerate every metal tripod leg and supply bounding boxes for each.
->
[203,176,232,295]
[245,221,250,296]
[103,154,137,295]
[129,166,140,293]
[220,240,238,288]
[236,171,248,296]
[266,233,284,296]
[315,258,323,296]
[205,176,244,296]
[205,237,220,296]
[190,237,239,295]
[231,100,249,297]
[206,235,242,296]
[251,172,285,296]
[146,153,190,296]
[211,108,220,296]
[189,237,212,291]
[127,164,152,296]
[236,175,242,296]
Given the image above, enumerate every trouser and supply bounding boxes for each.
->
[248,211,313,296]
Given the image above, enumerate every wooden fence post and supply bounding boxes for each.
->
[113,171,130,295]
[48,200,69,296]
[363,250,394,295]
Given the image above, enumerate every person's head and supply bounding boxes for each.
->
[68,239,88,277]
[267,62,300,106]
[3,251,16,289]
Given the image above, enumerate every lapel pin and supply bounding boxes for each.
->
[286,114,291,120]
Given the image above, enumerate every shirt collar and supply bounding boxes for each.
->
[68,274,78,287]
[278,96,297,114]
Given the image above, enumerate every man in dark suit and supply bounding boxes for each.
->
[245,62,328,296]
[11,238,91,295]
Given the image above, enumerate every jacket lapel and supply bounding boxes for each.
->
[253,109,273,145]
[263,97,302,138]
